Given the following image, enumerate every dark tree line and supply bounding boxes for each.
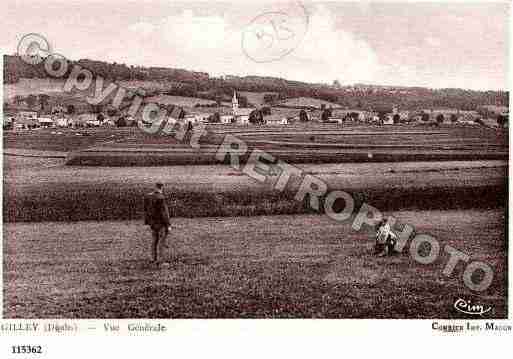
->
[4,54,509,111]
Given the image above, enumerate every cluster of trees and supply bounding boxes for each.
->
[248,110,263,124]
[321,108,333,122]
[12,93,49,109]
[207,112,221,123]
[246,106,271,124]
[263,93,287,104]
[299,109,308,122]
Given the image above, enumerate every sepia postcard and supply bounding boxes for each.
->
[0,0,511,356]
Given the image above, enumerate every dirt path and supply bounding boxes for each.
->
[3,210,506,318]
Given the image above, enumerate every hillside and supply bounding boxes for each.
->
[3,54,509,111]
[277,97,342,109]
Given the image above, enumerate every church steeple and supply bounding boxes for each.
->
[232,90,239,115]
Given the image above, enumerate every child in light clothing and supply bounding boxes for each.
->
[375,219,398,256]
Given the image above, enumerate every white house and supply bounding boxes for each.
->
[193,113,211,123]
[55,118,69,127]
[14,118,39,130]
[183,115,200,125]
[369,115,380,123]
[327,117,344,124]
[18,110,38,120]
[235,109,252,124]
[382,115,394,125]
[86,119,101,127]
[220,115,234,124]
[37,117,54,127]
[264,114,288,125]
[458,118,477,125]
[102,119,116,127]
[124,115,136,126]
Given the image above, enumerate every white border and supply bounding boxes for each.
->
[0,1,511,358]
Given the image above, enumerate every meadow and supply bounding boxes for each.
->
[2,122,508,318]
[3,155,506,222]
[3,127,137,152]
[3,210,506,318]
[61,124,508,166]
[3,125,507,222]
[145,94,217,107]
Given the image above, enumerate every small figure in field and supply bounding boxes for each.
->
[374,218,398,256]
[144,182,171,264]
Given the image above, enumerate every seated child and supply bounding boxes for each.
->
[375,218,398,256]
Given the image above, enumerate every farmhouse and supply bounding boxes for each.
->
[37,117,54,128]
[264,114,288,125]
[183,115,201,125]
[220,115,234,124]
[327,117,344,124]
[330,109,368,122]
[382,115,395,125]
[102,119,116,127]
[369,114,380,123]
[55,118,69,127]
[68,113,96,128]
[124,115,137,127]
[14,117,39,130]
[193,113,211,123]
[458,117,478,125]
[17,110,38,120]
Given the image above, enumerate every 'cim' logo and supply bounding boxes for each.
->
[454,298,491,316]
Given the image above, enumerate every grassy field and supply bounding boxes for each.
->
[3,122,508,319]
[3,155,507,222]
[3,78,67,99]
[3,210,506,318]
[238,91,277,107]
[4,79,182,99]
[58,124,508,166]
[277,97,342,109]
[145,94,217,107]
[3,128,138,152]
[4,121,507,162]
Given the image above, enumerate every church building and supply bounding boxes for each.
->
[232,91,253,125]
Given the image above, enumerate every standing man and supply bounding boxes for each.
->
[144,182,171,264]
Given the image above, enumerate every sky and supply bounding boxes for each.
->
[2,1,510,90]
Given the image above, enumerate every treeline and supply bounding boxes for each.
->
[4,55,509,111]
[3,55,209,84]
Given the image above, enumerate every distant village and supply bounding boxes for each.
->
[2,90,509,131]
